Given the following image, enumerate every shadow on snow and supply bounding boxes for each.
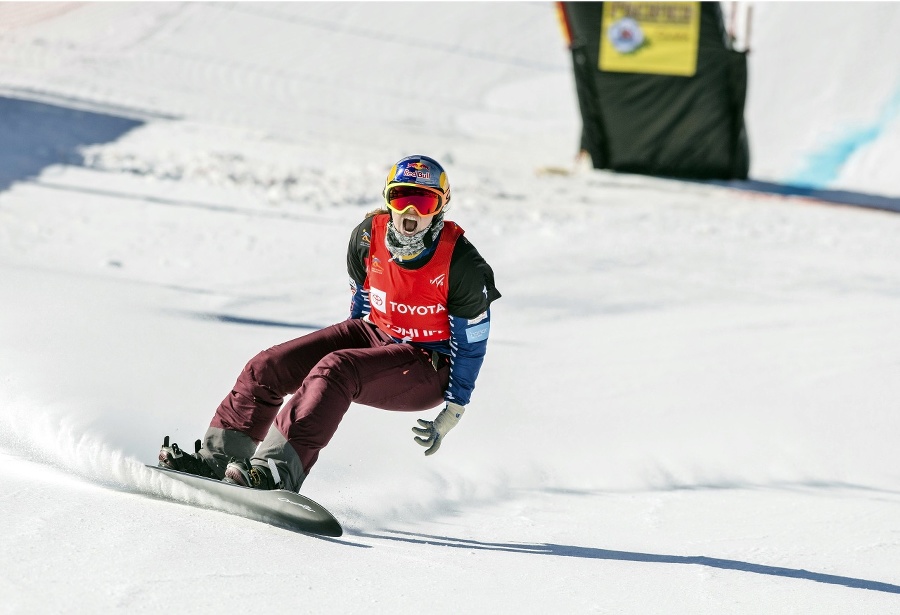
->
[0,96,144,193]
[178,311,326,330]
[354,530,900,595]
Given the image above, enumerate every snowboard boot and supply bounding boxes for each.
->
[158,436,218,479]
[223,457,282,490]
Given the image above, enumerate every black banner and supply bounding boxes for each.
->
[562,2,750,180]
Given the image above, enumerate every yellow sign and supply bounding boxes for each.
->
[599,2,701,77]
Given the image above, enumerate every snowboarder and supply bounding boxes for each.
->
[159,155,501,492]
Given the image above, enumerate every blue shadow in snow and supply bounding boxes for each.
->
[181,311,325,330]
[355,531,900,595]
[788,85,900,191]
[698,178,900,214]
[695,84,900,215]
[0,96,143,193]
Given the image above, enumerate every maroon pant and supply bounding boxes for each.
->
[210,318,449,474]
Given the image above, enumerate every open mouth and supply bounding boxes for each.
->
[402,218,418,233]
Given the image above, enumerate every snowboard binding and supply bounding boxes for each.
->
[158,436,218,479]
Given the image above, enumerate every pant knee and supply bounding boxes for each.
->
[244,349,280,387]
[309,351,358,393]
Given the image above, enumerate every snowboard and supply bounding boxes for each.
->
[147,464,342,537]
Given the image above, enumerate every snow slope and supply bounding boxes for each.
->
[740,2,900,196]
[1,3,900,613]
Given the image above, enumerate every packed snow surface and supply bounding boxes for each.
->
[1,3,899,613]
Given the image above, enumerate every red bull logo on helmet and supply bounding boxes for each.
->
[403,161,431,181]
[386,156,448,198]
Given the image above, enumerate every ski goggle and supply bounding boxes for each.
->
[385,184,445,216]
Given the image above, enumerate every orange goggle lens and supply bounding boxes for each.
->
[386,185,444,216]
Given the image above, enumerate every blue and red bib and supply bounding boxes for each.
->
[364,214,464,343]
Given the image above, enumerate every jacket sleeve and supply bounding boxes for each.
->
[443,236,499,406]
[445,309,491,406]
[347,217,373,319]
[348,281,370,319]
